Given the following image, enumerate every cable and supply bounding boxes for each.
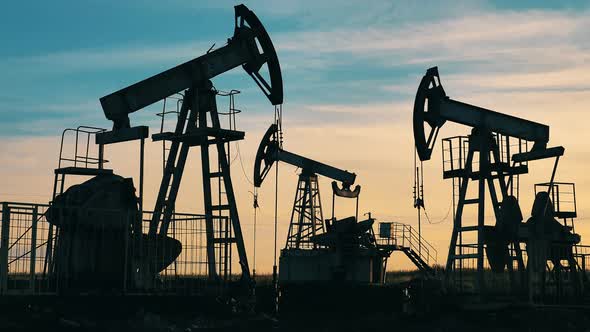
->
[423,199,453,225]
[250,188,259,278]
[235,141,254,186]
[272,104,282,313]
[274,161,279,267]
[412,147,451,226]
[273,105,282,266]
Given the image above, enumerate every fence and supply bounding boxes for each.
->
[446,242,590,295]
[0,201,235,296]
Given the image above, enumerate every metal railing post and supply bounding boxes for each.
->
[1,203,11,294]
[30,205,38,293]
[123,210,129,293]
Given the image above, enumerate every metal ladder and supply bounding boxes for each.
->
[150,84,250,282]
[211,90,241,280]
[157,96,183,279]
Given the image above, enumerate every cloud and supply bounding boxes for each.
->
[4,41,215,73]
[3,5,588,99]
[171,0,491,28]
[443,66,590,92]
[0,99,109,136]
[276,9,590,71]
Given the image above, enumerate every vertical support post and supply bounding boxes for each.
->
[418,163,423,255]
[210,90,251,281]
[309,177,317,248]
[98,143,105,170]
[149,90,191,236]
[476,133,490,295]
[456,139,462,285]
[417,201,421,255]
[286,178,300,248]
[545,156,560,214]
[123,210,129,293]
[331,191,336,221]
[314,177,325,237]
[197,89,219,280]
[139,137,145,222]
[30,206,38,292]
[253,193,257,279]
[355,195,359,222]
[135,136,145,288]
[1,204,10,294]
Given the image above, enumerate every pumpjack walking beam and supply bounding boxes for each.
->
[98,4,284,283]
[413,67,550,163]
[254,125,358,190]
[100,4,282,131]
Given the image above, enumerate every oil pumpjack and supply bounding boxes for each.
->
[45,4,283,292]
[254,124,392,285]
[413,67,583,299]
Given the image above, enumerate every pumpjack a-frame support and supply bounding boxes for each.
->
[444,129,526,294]
[413,67,565,296]
[286,172,325,249]
[149,80,250,282]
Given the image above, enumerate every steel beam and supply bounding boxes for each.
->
[100,42,250,127]
[277,149,356,185]
[438,99,549,144]
[512,146,564,162]
[95,126,149,145]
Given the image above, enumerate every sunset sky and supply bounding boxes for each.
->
[1,0,589,272]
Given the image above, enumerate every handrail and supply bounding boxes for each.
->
[378,221,437,266]
[58,126,107,169]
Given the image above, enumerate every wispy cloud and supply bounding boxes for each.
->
[444,66,590,92]
[5,41,214,73]
[3,6,588,90]
[174,0,491,28]
[276,9,590,70]
[1,6,588,139]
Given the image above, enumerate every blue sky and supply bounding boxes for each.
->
[1,1,590,270]
[0,0,588,137]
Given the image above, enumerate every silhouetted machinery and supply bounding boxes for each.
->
[413,67,583,298]
[46,174,180,290]
[46,4,282,292]
[254,124,388,284]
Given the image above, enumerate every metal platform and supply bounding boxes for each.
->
[151,128,245,146]
[54,167,113,176]
[376,222,437,275]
